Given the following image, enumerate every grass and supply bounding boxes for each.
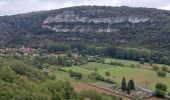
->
[48,67,70,80]
[105,58,139,66]
[62,66,92,76]
[98,67,170,91]
[101,93,121,100]
[80,62,116,70]
[105,58,170,70]
[60,60,170,91]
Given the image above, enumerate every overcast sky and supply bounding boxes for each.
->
[1,0,170,16]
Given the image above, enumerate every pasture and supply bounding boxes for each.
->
[60,58,170,91]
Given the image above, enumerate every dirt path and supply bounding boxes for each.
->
[144,97,166,100]
[74,82,165,100]
[74,82,131,100]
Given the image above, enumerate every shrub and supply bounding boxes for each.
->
[155,83,167,97]
[58,68,67,72]
[109,61,124,66]
[105,72,110,76]
[89,72,104,81]
[157,71,166,77]
[104,78,114,84]
[48,74,56,80]
[69,71,82,79]
[155,89,166,98]
[162,66,168,72]
[130,64,136,68]
[68,69,73,73]
[152,65,159,71]
[10,64,45,80]
[79,90,102,100]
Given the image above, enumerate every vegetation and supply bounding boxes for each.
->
[152,65,159,71]
[1,6,170,66]
[0,55,79,99]
[139,58,145,64]
[121,77,127,92]
[2,5,170,99]
[105,71,110,76]
[155,83,167,97]
[157,71,166,77]
[162,66,168,72]
[79,90,102,100]
[121,77,135,94]
[69,70,82,79]
[61,59,170,92]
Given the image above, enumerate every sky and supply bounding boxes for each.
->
[0,0,170,16]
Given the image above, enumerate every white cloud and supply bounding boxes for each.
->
[0,0,170,16]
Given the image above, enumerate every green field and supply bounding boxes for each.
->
[60,58,170,91]
[105,58,170,70]
[80,62,116,70]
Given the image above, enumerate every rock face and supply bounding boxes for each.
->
[42,10,150,33]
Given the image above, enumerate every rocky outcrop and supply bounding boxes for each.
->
[42,10,150,33]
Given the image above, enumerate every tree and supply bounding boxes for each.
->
[127,81,131,94]
[121,77,127,91]
[129,79,135,90]
[155,83,167,97]
[162,66,168,72]
[161,56,169,65]
[157,71,166,77]
[139,58,145,64]
[149,60,154,66]
[105,71,110,76]
[64,80,75,99]
[127,79,135,95]
[42,63,49,69]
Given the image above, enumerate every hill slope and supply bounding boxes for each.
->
[0,6,170,51]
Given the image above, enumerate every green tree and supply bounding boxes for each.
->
[139,58,145,64]
[129,79,135,90]
[127,79,135,94]
[127,81,131,95]
[155,83,167,97]
[121,77,127,91]
[149,60,154,66]
[64,80,75,99]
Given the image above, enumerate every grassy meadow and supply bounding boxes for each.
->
[59,58,170,91]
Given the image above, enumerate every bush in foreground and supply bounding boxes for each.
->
[155,83,167,97]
